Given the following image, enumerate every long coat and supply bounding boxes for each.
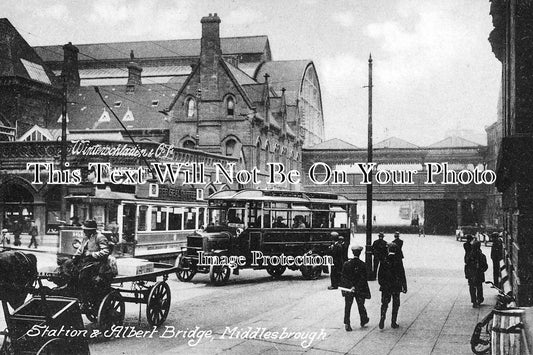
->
[378,253,407,293]
[330,240,349,265]
[465,250,487,284]
[340,257,371,299]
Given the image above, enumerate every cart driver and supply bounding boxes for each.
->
[74,220,109,261]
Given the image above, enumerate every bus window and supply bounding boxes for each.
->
[247,203,260,228]
[151,206,167,231]
[138,205,148,231]
[227,208,245,227]
[168,208,183,230]
[272,212,289,228]
[209,208,227,227]
[312,212,330,228]
[331,206,348,228]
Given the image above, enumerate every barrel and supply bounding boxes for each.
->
[492,308,525,355]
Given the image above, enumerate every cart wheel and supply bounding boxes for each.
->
[266,265,286,278]
[97,291,125,331]
[176,255,196,282]
[209,265,230,285]
[146,281,171,327]
[84,299,99,323]
[36,338,69,355]
[300,262,322,280]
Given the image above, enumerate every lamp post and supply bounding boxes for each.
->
[365,54,374,280]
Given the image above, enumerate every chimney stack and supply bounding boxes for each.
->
[200,13,221,100]
[61,42,80,92]
[126,50,142,92]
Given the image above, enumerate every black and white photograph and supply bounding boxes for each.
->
[0,0,529,354]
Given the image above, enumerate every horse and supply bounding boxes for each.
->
[0,251,38,308]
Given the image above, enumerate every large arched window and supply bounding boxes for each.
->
[186,97,196,118]
[225,139,236,156]
[255,140,262,169]
[226,96,235,117]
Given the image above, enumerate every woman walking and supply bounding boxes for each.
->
[378,243,407,329]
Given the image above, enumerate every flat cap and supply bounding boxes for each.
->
[351,245,363,252]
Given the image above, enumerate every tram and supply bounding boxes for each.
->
[63,186,207,262]
[176,189,356,285]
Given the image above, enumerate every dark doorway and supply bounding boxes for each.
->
[424,200,457,235]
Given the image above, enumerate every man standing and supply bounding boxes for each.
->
[372,232,388,276]
[490,233,503,285]
[28,220,38,248]
[465,240,488,307]
[378,243,407,329]
[391,231,404,259]
[328,232,349,290]
[340,245,371,331]
[12,220,22,247]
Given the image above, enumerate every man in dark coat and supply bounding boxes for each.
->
[340,245,371,331]
[378,243,407,329]
[465,240,488,307]
[463,234,474,257]
[490,233,503,286]
[372,232,388,276]
[391,231,404,259]
[328,232,349,290]
[12,220,22,246]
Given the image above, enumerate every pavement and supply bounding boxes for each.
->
[0,233,498,354]
[156,233,496,355]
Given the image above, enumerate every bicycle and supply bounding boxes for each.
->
[470,281,522,354]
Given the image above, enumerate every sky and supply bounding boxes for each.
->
[0,0,501,147]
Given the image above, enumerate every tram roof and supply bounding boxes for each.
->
[208,189,354,204]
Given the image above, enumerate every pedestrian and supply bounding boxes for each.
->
[464,240,488,308]
[1,229,9,247]
[340,245,371,331]
[12,220,22,246]
[328,232,349,290]
[372,232,388,276]
[463,234,474,259]
[490,233,503,286]
[28,219,38,248]
[378,243,407,329]
[391,231,404,259]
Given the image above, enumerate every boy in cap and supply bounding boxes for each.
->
[340,245,371,331]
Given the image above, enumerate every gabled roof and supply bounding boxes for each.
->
[428,136,481,148]
[0,19,56,85]
[224,61,256,85]
[375,137,419,149]
[64,82,180,131]
[34,36,270,62]
[255,60,314,105]
[305,138,358,150]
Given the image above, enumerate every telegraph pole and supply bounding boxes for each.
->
[365,54,374,279]
[60,77,68,222]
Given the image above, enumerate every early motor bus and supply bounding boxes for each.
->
[176,189,356,285]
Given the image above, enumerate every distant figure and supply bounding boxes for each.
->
[490,233,503,286]
[391,231,404,259]
[463,235,474,257]
[372,232,388,276]
[464,240,488,308]
[107,219,119,244]
[70,216,81,227]
[28,220,38,248]
[1,229,9,246]
[340,245,370,331]
[272,216,287,228]
[12,220,22,246]
[328,232,349,290]
[378,243,407,329]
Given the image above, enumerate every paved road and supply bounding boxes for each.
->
[2,234,496,354]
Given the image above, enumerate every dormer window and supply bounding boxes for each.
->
[151,100,159,107]
[186,97,196,118]
[226,96,235,117]
[113,101,122,108]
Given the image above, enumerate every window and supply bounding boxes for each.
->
[138,205,147,231]
[151,206,167,231]
[226,96,235,116]
[113,101,122,108]
[186,98,196,118]
[151,100,159,107]
[256,141,262,169]
[183,140,196,149]
[225,139,236,156]
[185,208,197,229]
[168,207,183,230]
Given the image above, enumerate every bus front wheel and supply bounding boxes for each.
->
[209,265,230,286]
